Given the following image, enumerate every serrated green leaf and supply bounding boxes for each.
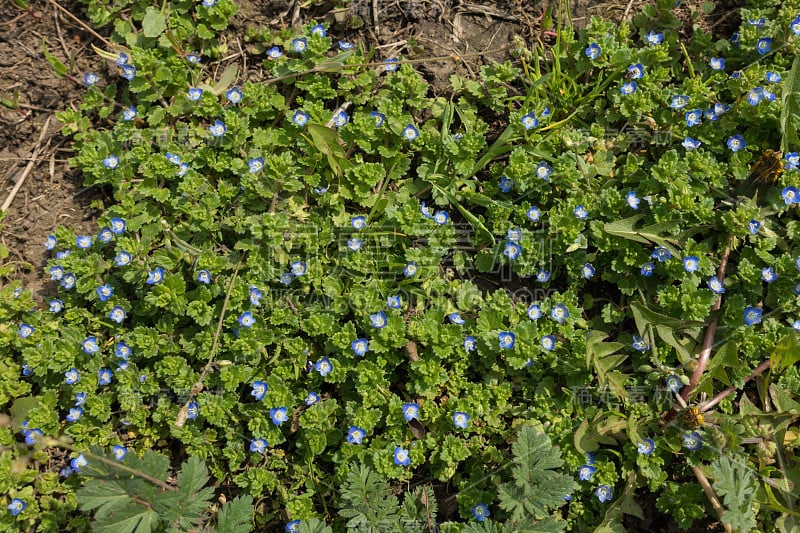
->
[92,504,160,533]
[298,518,333,533]
[176,456,210,494]
[711,456,757,533]
[217,495,255,533]
[142,7,167,38]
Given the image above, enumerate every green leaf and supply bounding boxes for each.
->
[212,64,239,96]
[771,333,800,373]
[298,518,333,533]
[92,505,160,533]
[41,38,67,77]
[217,495,254,533]
[781,55,800,153]
[602,215,681,254]
[141,7,167,38]
[711,456,757,533]
[629,301,702,335]
[307,123,347,177]
[339,463,400,529]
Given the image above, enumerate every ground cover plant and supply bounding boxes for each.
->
[2,0,800,531]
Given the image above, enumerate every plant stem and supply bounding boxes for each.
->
[691,465,733,533]
[699,359,772,413]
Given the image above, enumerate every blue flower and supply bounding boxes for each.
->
[682,255,699,273]
[370,111,386,126]
[21,364,33,376]
[707,276,726,294]
[402,124,419,141]
[585,43,601,59]
[755,37,772,55]
[637,438,655,455]
[7,498,26,516]
[620,81,638,95]
[793,320,800,333]
[747,87,763,106]
[250,438,268,453]
[209,119,226,137]
[793,15,800,35]
[499,175,513,192]
[574,205,588,219]
[651,246,671,262]
[640,262,655,277]
[747,16,765,27]
[24,428,42,446]
[270,407,288,425]
[225,86,243,104]
[186,401,199,419]
[285,520,301,533]
[782,186,799,205]
[249,286,263,306]
[75,392,87,405]
[464,336,476,351]
[498,331,515,349]
[315,357,333,376]
[596,484,613,503]
[507,227,522,242]
[709,57,725,70]
[625,191,640,210]
[121,64,136,80]
[122,106,137,121]
[387,295,402,309]
[61,272,77,289]
[448,313,466,325]
[628,63,644,79]
[504,241,521,260]
[541,335,556,351]
[520,112,539,130]
[646,30,664,45]
[146,267,164,284]
[685,109,702,127]
[115,251,132,266]
[292,110,309,126]
[49,299,63,313]
[632,335,649,352]
[84,72,99,85]
[765,71,781,84]
[187,88,203,101]
[166,152,181,165]
[370,311,388,328]
[527,304,543,320]
[338,40,354,50]
[670,95,689,109]
[109,217,126,234]
[70,453,88,471]
[292,37,307,52]
[682,137,701,150]
[527,206,541,221]
[97,227,113,243]
[45,235,57,250]
[471,503,490,522]
[346,426,366,444]
[666,374,684,393]
[305,392,320,406]
[116,53,128,66]
[394,446,410,466]
[98,368,113,386]
[579,464,596,480]
[351,215,366,230]
[109,306,126,323]
[201,0,216,6]
[332,110,349,127]
[75,236,93,251]
[745,219,761,236]
[453,411,471,429]
[196,270,211,284]
[238,311,256,328]
[536,161,553,180]
[65,368,80,385]
[683,431,703,450]
[66,407,83,422]
[551,303,570,324]
[582,263,596,279]
[82,336,99,355]
[402,403,420,421]
[703,108,719,121]
[404,261,418,278]
[536,269,551,283]
[251,381,268,401]
[743,306,762,326]
[18,323,34,338]
[384,58,399,71]
[433,211,449,224]
[351,338,369,356]
[186,52,201,64]
[267,46,283,59]
[762,267,777,283]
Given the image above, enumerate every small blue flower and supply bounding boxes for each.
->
[238,311,255,328]
[579,464,596,481]
[98,368,113,386]
[765,71,781,83]
[70,453,88,471]
[433,211,449,224]
[292,37,307,52]
[786,152,800,170]
[21,364,32,376]
[620,81,638,95]
[727,135,746,152]
[582,262,595,279]
[250,438,268,453]
[249,286,263,306]
[75,392,87,405]
[346,426,366,444]
[251,381,268,401]
[626,191,640,209]
[646,30,664,45]
[209,119,226,137]
[77,235,93,249]
[387,295,402,309]
[684,431,703,450]
[285,520,301,533]
[270,407,288,426]
[420,201,432,218]
[670,95,689,109]
[536,161,553,181]
[541,335,556,351]
[551,303,570,324]
[186,401,199,419]
[682,137,701,150]
[66,407,83,422]
[585,43,601,59]
[652,247,671,262]
[338,41,354,50]
[225,87,243,104]
[498,331,515,349]
[527,206,541,221]
[762,267,778,283]
[121,64,136,80]
[453,411,471,429]
[394,446,410,466]
[503,241,521,260]
[685,109,702,127]
[292,110,309,127]
[351,215,366,230]
[24,428,42,446]
[146,267,164,284]
[527,304,543,320]
[122,106,137,121]
[744,306,762,326]
[61,272,77,289]
[82,336,99,355]
[201,0,216,6]
[471,503,490,522]
[464,336,476,351]
[288,261,306,277]
[793,15,800,35]
[65,368,80,385]
[402,403,419,421]
[638,438,655,455]
[683,256,699,273]
[18,323,34,338]
[187,88,203,101]
[632,335,650,352]
[574,205,589,219]
[248,157,264,173]
[84,72,99,85]
[748,219,761,235]
[747,17,765,27]
[708,276,726,294]
[402,124,419,141]
[116,53,128,66]
[267,46,283,59]
[315,357,333,376]
[747,87,763,106]
[507,227,522,242]
[7,498,26,516]
[109,217,126,234]
[310,24,326,36]
[640,262,655,277]
[305,392,320,406]
[351,338,369,356]
[404,261,418,278]
[704,108,719,121]
[536,269,551,283]
[782,186,799,205]
[596,484,613,503]
[115,251,132,267]
[45,235,57,250]
[370,111,386,126]
[520,112,539,130]
[755,37,772,55]
[499,175,513,192]
[166,152,181,165]
[666,374,684,393]
[49,299,63,313]
[628,63,644,79]
[709,57,725,70]
[332,110,349,127]
[196,270,211,284]
[370,311,388,328]
[109,306,126,323]
[186,52,201,64]
[448,313,466,325]
[793,320,800,333]
[384,58,399,71]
